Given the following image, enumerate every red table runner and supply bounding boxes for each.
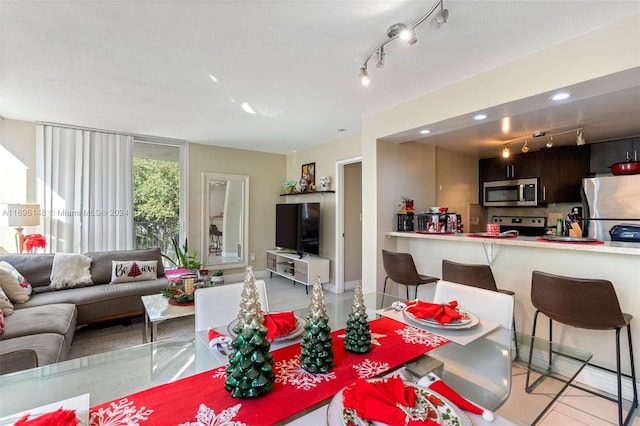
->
[89,317,449,425]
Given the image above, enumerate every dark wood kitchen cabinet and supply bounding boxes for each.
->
[539,145,590,203]
[590,137,640,175]
[479,151,540,181]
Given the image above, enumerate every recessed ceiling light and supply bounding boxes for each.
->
[241,102,256,114]
[419,129,431,135]
[550,92,571,101]
[473,114,488,121]
[209,74,218,83]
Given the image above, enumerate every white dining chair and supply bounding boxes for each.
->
[194,280,270,332]
[433,280,513,330]
[429,280,514,410]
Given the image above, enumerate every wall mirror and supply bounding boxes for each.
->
[202,172,249,270]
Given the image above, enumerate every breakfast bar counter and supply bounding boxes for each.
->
[384,231,640,398]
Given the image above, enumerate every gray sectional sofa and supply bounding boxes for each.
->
[0,248,170,374]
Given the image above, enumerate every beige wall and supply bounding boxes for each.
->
[362,13,640,293]
[187,143,285,276]
[0,119,37,251]
[435,147,479,232]
[284,132,362,285]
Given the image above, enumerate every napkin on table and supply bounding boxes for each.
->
[15,408,79,425]
[207,328,232,349]
[406,300,462,325]
[342,377,440,425]
[263,311,296,341]
[417,372,495,422]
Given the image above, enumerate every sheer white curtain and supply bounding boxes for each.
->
[36,124,134,253]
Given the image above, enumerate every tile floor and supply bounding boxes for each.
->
[264,275,639,426]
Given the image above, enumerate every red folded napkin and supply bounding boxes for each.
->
[15,408,79,425]
[418,373,494,421]
[207,328,232,349]
[406,300,462,325]
[263,311,297,341]
[343,377,439,425]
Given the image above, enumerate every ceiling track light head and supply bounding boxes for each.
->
[430,2,449,28]
[359,67,370,86]
[576,129,586,146]
[376,47,385,68]
[387,23,408,39]
[546,135,554,148]
[522,140,530,153]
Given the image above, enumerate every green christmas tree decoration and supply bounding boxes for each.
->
[344,280,372,353]
[224,266,275,398]
[300,276,334,373]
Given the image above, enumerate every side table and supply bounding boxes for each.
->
[141,293,195,343]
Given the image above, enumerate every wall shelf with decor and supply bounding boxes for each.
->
[280,190,335,196]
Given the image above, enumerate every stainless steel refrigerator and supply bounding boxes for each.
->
[582,175,640,241]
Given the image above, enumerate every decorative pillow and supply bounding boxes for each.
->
[0,261,32,303]
[0,309,4,334]
[50,253,94,290]
[0,287,14,316]
[111,260,158,284]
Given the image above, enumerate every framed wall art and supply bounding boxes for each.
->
[300,162,315,192]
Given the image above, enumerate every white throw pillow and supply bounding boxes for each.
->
[0,261,32,303]
[50,253,94,290]
[111,260,158,283]
[0,287,14,316]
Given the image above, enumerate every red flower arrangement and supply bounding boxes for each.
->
[22,234,47,253]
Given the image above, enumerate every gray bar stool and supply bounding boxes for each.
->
[442,259,519,360]
[381,250,438,307]
[526,270,637,426]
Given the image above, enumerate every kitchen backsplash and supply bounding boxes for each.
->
[486,202,580,228]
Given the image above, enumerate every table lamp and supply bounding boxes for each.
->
[3,203,40,253]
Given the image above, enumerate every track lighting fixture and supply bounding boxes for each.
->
[546,135,554,148]
[496,127,585,157]
[359,0,449,86]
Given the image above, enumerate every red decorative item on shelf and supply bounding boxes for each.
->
[22,234,47,253]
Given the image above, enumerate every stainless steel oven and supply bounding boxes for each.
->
[483,177,539,207]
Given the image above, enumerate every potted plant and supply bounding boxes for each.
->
[211,269,224,285]
[163,237,202,273]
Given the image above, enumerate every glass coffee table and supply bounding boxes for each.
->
[141,293,195,343]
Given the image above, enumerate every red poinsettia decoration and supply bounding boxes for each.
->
[23,234,47,253]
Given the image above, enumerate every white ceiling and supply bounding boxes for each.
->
[1,1,639,156]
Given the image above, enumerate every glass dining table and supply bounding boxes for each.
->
[0,292,591,425]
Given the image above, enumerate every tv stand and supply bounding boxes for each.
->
[266,250,330,292]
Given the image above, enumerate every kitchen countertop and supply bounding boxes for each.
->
[385,231,640,256]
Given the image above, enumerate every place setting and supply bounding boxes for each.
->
[202,310,307,360]
[377,299,499,345]
[325,374,497,426]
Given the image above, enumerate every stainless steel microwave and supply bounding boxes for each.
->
[483,178,539,207]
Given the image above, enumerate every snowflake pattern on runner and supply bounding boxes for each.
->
[336,331,387,346]
[90,398,153,426]
[352,358,390,378]
[178,403,247,426]
[275,357,336,390]
[211,366,227,380]
[394,325,449,347]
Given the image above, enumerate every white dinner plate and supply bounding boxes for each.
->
[402,309,480,330]
[227,314,306,342]
[326,380,472,426]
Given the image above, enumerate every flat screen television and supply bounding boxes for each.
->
[275,202,320,256]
